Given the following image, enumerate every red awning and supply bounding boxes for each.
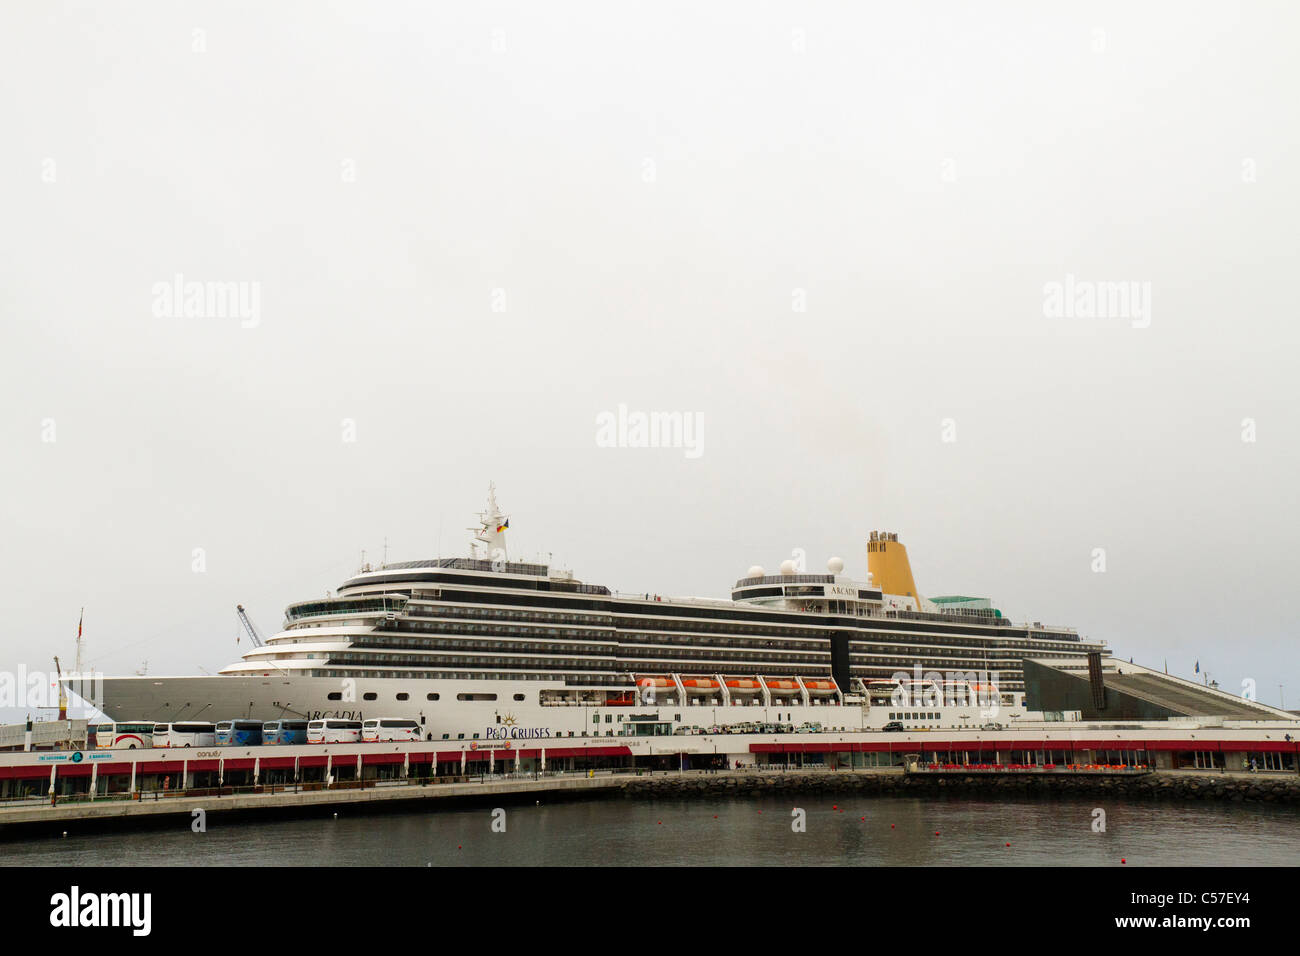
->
[363,753,406,765]
[254,757,295,770]
[541,746,632,759]
[222,759,256,771]
[85,762,130,776]
[136,761,179,774]
[0,765,56,780]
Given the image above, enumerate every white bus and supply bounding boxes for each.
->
[91,721,155,750]
[153,721,217,748]
[362,718,421,743]
[307,719,362,744]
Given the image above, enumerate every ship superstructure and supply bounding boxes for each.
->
[93,487,1104,739]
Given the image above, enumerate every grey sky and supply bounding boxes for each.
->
[2,1,1297,720]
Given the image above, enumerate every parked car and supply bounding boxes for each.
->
[882,721,905,732]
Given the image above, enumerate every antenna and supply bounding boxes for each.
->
[74,607,85,675]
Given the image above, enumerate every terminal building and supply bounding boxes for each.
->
[1024,654,1291,722]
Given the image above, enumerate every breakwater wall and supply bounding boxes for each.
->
[619,769,1300,804]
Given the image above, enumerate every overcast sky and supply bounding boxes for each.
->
[2,1,1297,721]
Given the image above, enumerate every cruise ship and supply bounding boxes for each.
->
[88,486,1106,740]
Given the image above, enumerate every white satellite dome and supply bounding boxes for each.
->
[779,559,796,575]
[747,565,765,578]
[827,556,845,574]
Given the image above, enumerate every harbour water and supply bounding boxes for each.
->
[4,793,1297,866]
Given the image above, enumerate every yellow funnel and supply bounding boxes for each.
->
[867,532,920,609]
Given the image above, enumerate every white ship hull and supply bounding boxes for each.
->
[95,674,869,740]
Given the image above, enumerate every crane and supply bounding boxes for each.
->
[53,656,67,721]
[235,604,265,648]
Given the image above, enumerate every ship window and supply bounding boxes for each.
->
[514,694,525,701]
[363,693,377,701]
[328,692,342,701]
[396,693,409,701]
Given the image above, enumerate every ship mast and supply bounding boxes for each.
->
[470,482,510,561]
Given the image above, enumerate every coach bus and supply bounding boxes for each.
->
[361,718,421,742]
[307,719,362,744]
[262,719,309,745]
[215,720,264,747]
[90,721,154,750]
[152,721,217,748]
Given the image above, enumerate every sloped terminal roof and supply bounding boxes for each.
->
[1025,657,1291,721]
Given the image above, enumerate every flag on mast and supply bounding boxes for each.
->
[75,607,84,674]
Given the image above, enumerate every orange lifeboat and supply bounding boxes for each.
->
[725,679,762,689]
[679,678,719,689]
[765,679,799,690]
[635,676,676,688]
[803,680,838,692]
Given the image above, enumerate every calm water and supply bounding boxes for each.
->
[4,794,1297,866]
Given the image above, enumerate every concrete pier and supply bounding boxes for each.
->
[3,766,1297,838]
[0,772,630,836]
